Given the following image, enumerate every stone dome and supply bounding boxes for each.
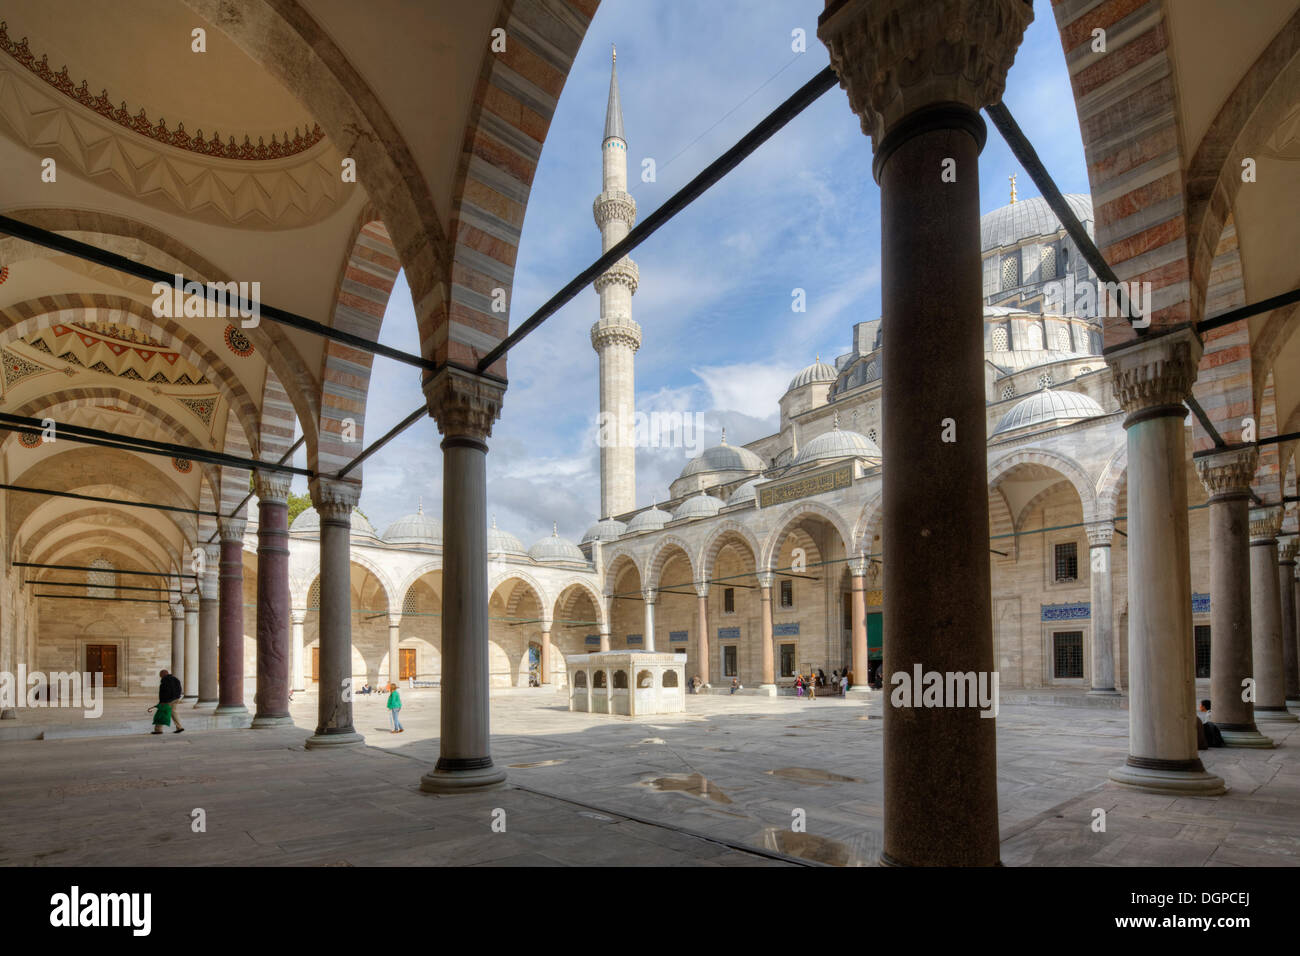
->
[980,194,1093,253]
[382,503,442,545]
[581,517,627,543]
[529,525,586,563]
[290,507,319,533]
[350,511,379,540]
[486,517,527,555]
[673,492,722,521]
[793,420,882,467]
[992,388,1104,436]
[728,478,762,505]
[626,504,671,533]
[679,433,764,479]
[788,358,838,391]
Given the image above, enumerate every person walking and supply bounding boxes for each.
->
[386,682,404,733]
[153,669,184,734]
[808,671,817,700]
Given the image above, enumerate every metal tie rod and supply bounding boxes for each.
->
[1198,287,1300,334]
[0,214,437,372]
[15,560,192,580]
[476,65,840,372]
[0,482,221,519]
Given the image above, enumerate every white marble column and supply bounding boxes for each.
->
[169,602,185,677]
[540,619,552,685]
[1293,564,1300,709]
[195,543,221,710]
[290,609,306,693]
[599,623,611,653]
[848,556,869,695]
[420,366,507,792]
[182,592,199,703]
[1106,328,1225,794]
[757,570,775,693]
[694,584,710,686]
[387,614,402,686]
[1250,507,1297,723]
[1085,521,1119,695]
[642,589,656,652]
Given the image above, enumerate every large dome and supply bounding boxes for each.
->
[673,492,722,521]
[992,388,1104,436]
[793,422,881,467]
[382,505,442,546]
[679,435,764,479]
[980,194,1093,253]
[788,358,838,391]
[486,518,527,555]
[529,526,586,563]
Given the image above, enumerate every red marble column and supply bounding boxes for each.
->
[215,517,248,715]
[253,472,292,727]
[850,562,867,688]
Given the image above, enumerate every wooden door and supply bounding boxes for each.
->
[399,648,416,680]
[86,644,118,688]
[311,647,320,683]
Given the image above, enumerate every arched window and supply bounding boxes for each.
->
[867,428,878,444]
[1055,328,1071,351]
[637,669,654,688]
[613,670,628,689]
[1001,255,1020,290]
[1026,325,1043,350]
[662,670,679,688]
[308,579,321,611]
[574,671,588,688]
[991,327,1009,351]
[1040,246,1057,281]
[1038,372,1054,388]
[593,670,607,688]
[402,586,419,615]
[1001,383,1016,400]
[865,360,879,381]
[87,558,115,599]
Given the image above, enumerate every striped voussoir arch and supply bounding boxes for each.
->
[1054,0,1194,347]
[217,414,253,522]
[441,0,598,375]
[1192,218,1252,451]
[316,210,401,477]
[259,368,296,464]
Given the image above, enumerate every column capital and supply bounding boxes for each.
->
[847,555,868,577]
[756,570,774,589]
[1279,536,1298,565]
[694,581,709,598]
[199,542,221,598]
[1085,521,1115,548]
[539,617,552,633]
[641,587,657,606]
[1250,505,1283,544]
[254,469,292,505]
[1195,445,1258,499]
[217,516,246,542]
[291,608,308,625]
[387,613,402,628]
[817,0,1033,143]
[1106,326,1203,417]
[170,600,185,620]
[309,477,361,522]
[422,365,504,441]
[181,591,199,612]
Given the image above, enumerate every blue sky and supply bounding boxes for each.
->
[313,0,1091,546]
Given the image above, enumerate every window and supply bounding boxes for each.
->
[662,670,679,687]
[1053,632,1084,679]
[779,579,794,608]
[867,428,878,444]
[780,644,796,678]
[1040,245,1057,281]
[1055,328,1071,351]
[723,645,738,677]
[1038,371,1054,388]
[1026,325,1043,350]
[593,670,606,688]
[1194,625,1211,679]
[1001,254,1020,290]
[613,670,628,689]
[992,326,1009,351]
[1054,542,1078,583]
[87,558,115,599]
[723,587,735,614]
[1001,383,1016,400]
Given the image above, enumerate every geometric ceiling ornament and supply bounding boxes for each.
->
[223,325,254,357]
[2,348,48,388]
[18,430,41,448]
[173,395,217,426]
[0,265,8,284]
[38,324,206,385]
[172,457,193,474]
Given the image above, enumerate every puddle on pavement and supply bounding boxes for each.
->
[765,767,859,784]
[639,772,732,804]
[762,828,861,866]
[507,759,566,768]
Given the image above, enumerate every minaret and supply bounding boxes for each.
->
[591,44,640,519]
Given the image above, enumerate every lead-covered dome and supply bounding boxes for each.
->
[992,388,1104,436]
[382,503,442,546]
[679,433,764,479]
[787,358,838,391]
[793,420,881,467]
[980,194,1093,252]
[728,478,762,505]
[626,504,671,533]
[290,507,319,533]
[529,525,586,563]
[486,517,527,555]
[673,491,722,521]
[350,511,379,540]
[581,517,626,543]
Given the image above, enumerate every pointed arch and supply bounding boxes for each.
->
[987,448,1100,523]
[759,501,853,571]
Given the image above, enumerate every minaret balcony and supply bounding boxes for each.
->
[593,256,639,295]
[593,190,637,229]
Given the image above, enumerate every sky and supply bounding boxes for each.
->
[296,0,1091,547]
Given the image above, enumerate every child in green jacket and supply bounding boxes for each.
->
[387,683,403,733]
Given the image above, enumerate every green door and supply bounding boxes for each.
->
[867,612,883,662]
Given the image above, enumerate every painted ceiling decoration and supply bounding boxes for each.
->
[172,457,192,473]
[17,430,40,448]
[24,325,208,386]
[172,395,217,427]
[0,265,8,284]
[2,348,50,389]
[0,21,325,161]
[223,325,254,357]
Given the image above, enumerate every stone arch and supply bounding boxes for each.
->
[259,367,297,463]
[295,551,399,615]
[394,560,444,609]
[646,535,696,592]
[33,536,172,580]
[988,448,1099,523]
[602,547,644,595]
[500,574,549,623]
[18,505,186,572]
[759,501,853,571]
[488,568,551,615]
[1095,442,1128,522]
[552,578,606,630]
[850,490,884,555]
[697,520,763,584]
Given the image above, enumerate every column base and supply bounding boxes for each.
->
[250,714,294,728]
[419,762,507,793]
[1254,707,1299,723]
[304,730,364,749]
[193,699,217,711]
[757,684,778,697]
[182,695,197,703]
[1087,687,1122,696]
[1219,727,1275,748]
[213,704,248,716]
[1108,763,1226,796]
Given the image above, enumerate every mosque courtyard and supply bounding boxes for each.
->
[2,690,1296,868]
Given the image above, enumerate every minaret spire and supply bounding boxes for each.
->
[604,44,625,144]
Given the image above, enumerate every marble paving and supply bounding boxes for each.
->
[0,687,1294,866]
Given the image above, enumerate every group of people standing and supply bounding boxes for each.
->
[795,668,852,698]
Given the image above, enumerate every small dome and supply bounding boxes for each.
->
[626,504,671,533]
[728,478,762,505]
[486,517,527,555]
[350,511,379,539]
[582,517,626,543]
[382,502,442,545]
[980,194,1093,253]
[793,417,882,467]
[993,387,1104,436]
[290,507,319,533]
[788,358,838,391]
[529,524,586,563]
[679,431,765,479]
[673,492,722,521]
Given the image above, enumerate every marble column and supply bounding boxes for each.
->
[695,585,710,685]
[195,544,220,709]
[1085,521,1119,695]
[169,602,185,677]
[819,0,1034,863]
[181,592,198,701]
[420,366,506,792]
[1250,507,1297,723]
[1293,565,1300,708]
[540,620,551,685]
[290,609,306,693]
[1195,448,1271,747]
[599,623,611,653]
[642,589,656,652]
[387,614,402,686]
[252,471,292,727]
[848,557,868,691]
[757,571,775,691]
[215,518,247,716]
[1278,536,1299,706]
[305,478,364,748]
[1105,329,1224,794]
